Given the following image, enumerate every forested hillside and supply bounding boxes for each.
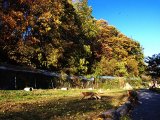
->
[0,0,145,77]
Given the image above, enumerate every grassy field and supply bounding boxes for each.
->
[0,89,128,120]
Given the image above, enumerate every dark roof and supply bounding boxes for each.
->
[0,64,59,77]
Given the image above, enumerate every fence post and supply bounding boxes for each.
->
[14,76,17,89]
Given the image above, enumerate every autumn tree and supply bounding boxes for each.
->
[0,0,97,77]
[0,0,145,79]
[94,19,144,77]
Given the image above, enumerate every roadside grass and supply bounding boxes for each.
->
[0,89,128,120]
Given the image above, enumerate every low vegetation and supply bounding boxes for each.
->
[0,89,128,120]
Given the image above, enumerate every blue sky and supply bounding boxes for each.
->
[88,0,160,57]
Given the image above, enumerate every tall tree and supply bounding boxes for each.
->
[145,54,160,78]
[0,0,97,75]
[0,0,145,78]
[94,19,145,77]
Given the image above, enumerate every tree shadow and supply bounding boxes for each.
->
[0,95,114,120]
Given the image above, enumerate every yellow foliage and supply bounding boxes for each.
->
[47,49,62,67]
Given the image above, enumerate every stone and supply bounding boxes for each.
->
[24,87,33,91]
[123,83,133,90]
[116,104,129,117]
[100,109,117,120]
[61,87,68,90]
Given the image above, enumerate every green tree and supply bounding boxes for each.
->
[145,54,160,78]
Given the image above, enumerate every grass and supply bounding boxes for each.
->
[0,89,128,120]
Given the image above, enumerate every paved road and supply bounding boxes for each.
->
[131,89,160,120]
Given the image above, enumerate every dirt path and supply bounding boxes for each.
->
[130,89,160,120]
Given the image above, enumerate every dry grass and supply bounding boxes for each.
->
[0,89,128,120]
